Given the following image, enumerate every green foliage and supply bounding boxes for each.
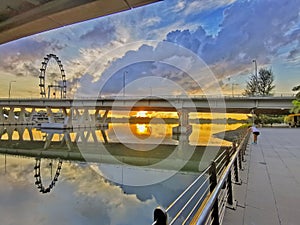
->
[290,84,300,113]
[292,85,300,99]
[244,68,275,96]
[257,68,275,96]
[290,100,300,114]
[244,74,258,96]
[259,114,284,125]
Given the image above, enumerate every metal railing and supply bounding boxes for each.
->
[152,129,250,225]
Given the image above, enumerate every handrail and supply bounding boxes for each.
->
[151,129,250,225]
[195,132,249,224]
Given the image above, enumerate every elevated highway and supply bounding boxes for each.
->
[0,96,294,131]
[0,95,295,114]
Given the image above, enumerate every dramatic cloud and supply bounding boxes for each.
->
[1,0,300,96]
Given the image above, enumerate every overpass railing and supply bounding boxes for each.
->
[152,129,250,225]
[0,92,296,101]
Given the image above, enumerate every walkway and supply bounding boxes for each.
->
[223,127,300,225]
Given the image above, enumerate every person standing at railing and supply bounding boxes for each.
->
[249,125,260,144]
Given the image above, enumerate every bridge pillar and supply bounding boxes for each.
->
[63,132,73,150]
[77,108,94,127]
[100,109,109,125]
[172,109,192,135]
[17,107,27,124]
[6,126,14,141]
[0,126,5,139]
[0,107,6,124]
[28,108,37,123]
[46,107,55,123]
[61,108,73,128]
[15,126,25,141]
[8,107,17,124]
[44,133,54,149]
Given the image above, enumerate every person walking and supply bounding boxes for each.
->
[251,125,260,144]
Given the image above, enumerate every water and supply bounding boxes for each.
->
[0,123,242,225]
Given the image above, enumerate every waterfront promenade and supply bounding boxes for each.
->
[223,127,300,225]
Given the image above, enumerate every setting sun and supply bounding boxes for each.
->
[136,124,147,133]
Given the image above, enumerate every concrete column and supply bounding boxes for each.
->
[16,126,25,141]
[101,129,108,144]
[0,107,6,123]
[27,127,34,141]
[90,129,98,143]
[8,107,16,124]
[46,107,55,123]
[79,108,93,127]
[18,107,27,124]
[64,132,73,151]
[102,109,109,123]
[28,108,37,123]
[62,108,72,127]
[44,133,54,149]
[172,109,192,135]
[6,126,14,141]
[0,126,6,139]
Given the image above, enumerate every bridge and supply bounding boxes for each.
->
[0,95,294,132]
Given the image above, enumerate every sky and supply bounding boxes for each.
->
[0,0,300,98]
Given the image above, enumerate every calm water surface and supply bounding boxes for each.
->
[0,123,242,225]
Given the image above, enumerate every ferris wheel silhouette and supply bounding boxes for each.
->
[39,54,67,98]
[34,158,63,194]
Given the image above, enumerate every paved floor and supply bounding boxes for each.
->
[223,127,300,225]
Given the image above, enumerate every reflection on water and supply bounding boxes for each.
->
[0,123,242,146]
[0,122,243,225]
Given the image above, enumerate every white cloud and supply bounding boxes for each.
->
[183,0,236,15]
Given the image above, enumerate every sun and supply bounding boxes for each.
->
[136,111,147,117]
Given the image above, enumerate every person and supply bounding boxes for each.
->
[251,125,260,144]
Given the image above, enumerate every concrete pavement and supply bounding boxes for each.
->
[223,127,300,225]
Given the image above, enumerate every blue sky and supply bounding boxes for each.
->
[0,0,299,97]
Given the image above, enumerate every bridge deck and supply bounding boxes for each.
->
[223,127,300,225]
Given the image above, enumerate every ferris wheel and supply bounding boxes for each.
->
[39,54,67,98]
[34,158,63,194]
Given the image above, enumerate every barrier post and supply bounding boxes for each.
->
[153,207,167,225]
[225,148,234,207]
[209,161,219,225]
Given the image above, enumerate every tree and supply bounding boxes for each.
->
[244,74,258,96]
[290,84,300,114]
[244,68,275,96]
[292,84,300,99]
[257,68,275,96]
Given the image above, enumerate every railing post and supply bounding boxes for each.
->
[238,150,243,170]
[153,207,167,225]
[233,158,241,184]
[225,148,234,207]
[209,161,220,225]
